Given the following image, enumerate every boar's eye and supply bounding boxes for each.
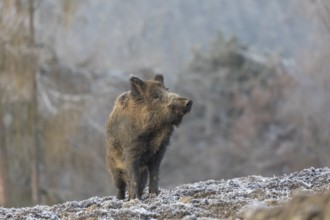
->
[152,93,161,100]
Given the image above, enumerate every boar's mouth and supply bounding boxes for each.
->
[170,99,193,126]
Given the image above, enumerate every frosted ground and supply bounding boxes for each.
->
[0,167,329,219]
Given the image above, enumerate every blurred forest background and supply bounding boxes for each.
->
[0,0,330,207]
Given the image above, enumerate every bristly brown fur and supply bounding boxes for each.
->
[106,74,192,200]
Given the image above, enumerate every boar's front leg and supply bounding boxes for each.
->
[125,152,142,200]
[148,147,166,195]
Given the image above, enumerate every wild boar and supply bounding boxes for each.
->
[106,74,192,200]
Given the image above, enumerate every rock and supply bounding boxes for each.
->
[236,201,268,219]
[246,192,330,220]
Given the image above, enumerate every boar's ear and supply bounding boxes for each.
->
[130,76,145,98]
[154,74,164,84]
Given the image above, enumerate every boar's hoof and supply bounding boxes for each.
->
[149,188,160,196]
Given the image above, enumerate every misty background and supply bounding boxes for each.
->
[0,0,330,207]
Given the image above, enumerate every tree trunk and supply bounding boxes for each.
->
[29,0,40,205]
[0,115,8,207]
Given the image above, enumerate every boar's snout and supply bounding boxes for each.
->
[183,99,193,113]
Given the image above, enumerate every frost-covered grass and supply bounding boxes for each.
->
[1,167,329,219]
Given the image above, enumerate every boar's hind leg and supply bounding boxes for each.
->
[112,169,126,200]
